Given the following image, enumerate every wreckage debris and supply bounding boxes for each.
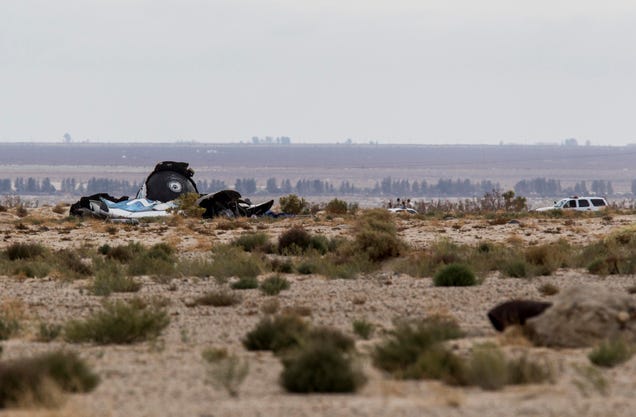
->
[70,161,274,220]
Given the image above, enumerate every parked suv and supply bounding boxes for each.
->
[535,196,608,212]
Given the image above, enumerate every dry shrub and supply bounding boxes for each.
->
[259,275,290,296]
[433,264,477,287]
[243,314,309,354]
[196,290,242,307]
[0,351,99,408]
[278,226,311,254]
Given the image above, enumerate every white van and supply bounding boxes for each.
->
[535,196,608,212]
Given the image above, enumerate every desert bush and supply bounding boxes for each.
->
[202,347,228,363]
[196,290,242,307]
[502,259,529,278]
[464,344,508,390]
[175,258,217,278]
[538,283,559,296]
[308,326,355,352]
[408,345,466,383]
[278,226,312,254]
[372,316,463,378]
[7,260,51,278]
[206,354,249,397]
[433,263,477,287]
[261,298,280,315]
[174,192,205,217]
[206,246,263,281]
[589,338,635,368]
[260,275,290,296]
[353,210,403,262]
[0,313,20,341]
[243,314,308,354]
[56,249,93,277]
[127,243,176,277]
[309,235,330,255]
[91,261,141,296]
[15,205,28,218]
[103,242,143,263]
[524,241,572,276]
[64,298,170,344]
[233,232,272,253]
[37,322,62,342]
[231,276,259,290]
[325,198,348,215]
[296,259,320,275]
[0,351,99,408]
[270,258,294,273]
[506,354,554,385]
[281,342,365,393]
[52,204,67,215]
[279,194,308,215]
[5,242,45,260]
[352,319,374,340]
[282,305,312,317]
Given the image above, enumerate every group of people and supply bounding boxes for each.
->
[386,198,414,209]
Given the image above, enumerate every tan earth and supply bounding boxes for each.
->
[1,206,635,417]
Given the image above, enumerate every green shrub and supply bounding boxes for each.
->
[5,242,45,260]
[309,235,330,254]
[175,258,218,278]
[207,246,262,281]
[502,259,529,278]
[104,242,143,263]
[174,192,206,217]
[64,298,170,344]
[279,194,308,215]
[233,232,272,253]
[91,261,141,296]
[56,249,93,277]
[278,226,312,254]
[281,342,365,393]
[355,229,402,262]
[243,314,309,354]
[196,290,242,307]
[127,243,176,277]
[408,345,466,383]
[260,275,290,295]
[325,198,348,215]
[372,316,464,378]
[589,338,635,368]
[231,276,259,290]
[0,351,99,408]
[433,263,477,287]
[352,319,374,340]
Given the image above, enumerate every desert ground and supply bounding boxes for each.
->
[1,205,636,417]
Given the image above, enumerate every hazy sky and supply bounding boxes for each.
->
[1,0,635,145]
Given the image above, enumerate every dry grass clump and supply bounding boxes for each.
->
[196,290,242,307]
[64,298,169,344]
[352,319,374,340]
[588,338,635,368]
[37,323,63,342]
[205,353,249,397]
[5,242,46,261]
[0,311,21,341]
[582,228,636,275]
[538,283,560,296]
[203,245,263,282]
[0,351,99,408]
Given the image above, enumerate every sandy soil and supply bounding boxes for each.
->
[1,208,635,417]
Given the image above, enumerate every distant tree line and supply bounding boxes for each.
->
[514,178,614,197]
[0,176,627,198]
